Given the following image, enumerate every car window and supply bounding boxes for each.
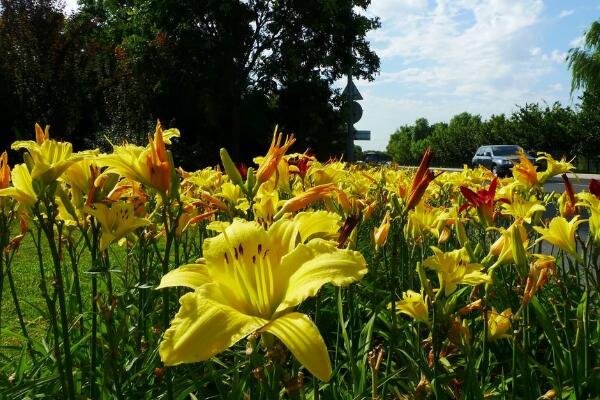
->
[492,146,522,156]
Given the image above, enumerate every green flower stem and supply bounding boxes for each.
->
[38,203,76,400]
[102,250,124,400]
[66,241,84,338]
[337,287,358,392]
[158,197,182,400]
[33,223,69,398]
[5,251,36,361]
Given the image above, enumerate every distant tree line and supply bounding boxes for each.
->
[0,0,380,167]
[387,18,600,171]
[386,95,600,171]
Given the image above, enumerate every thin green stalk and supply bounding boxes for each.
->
[511,335,517,400]
[6,262,36,361]
[101,250,124,400]
[337,287,357,392]
[383,245,395,398]
[67,242,84,338]
[39,208,76,400]
[33,224,68,397]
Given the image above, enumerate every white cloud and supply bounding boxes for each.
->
[558,9,574,18]
[570,35,585,48]
[352,0,580,151]
[368,0,544,90]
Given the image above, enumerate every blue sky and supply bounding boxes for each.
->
[350,0,600,150]
[64,0,599,151]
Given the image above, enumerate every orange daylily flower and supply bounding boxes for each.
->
[512,150,538,187]
[559,174,577,218]
[460,177,498,226]
[0,151,10,189]
[277,183,337,216]
[146,121,172,194]
[406,148,438,211]
[522,255,556,306]
[255,129,296,184]
[35,123,50,144]
[373,210,391,250]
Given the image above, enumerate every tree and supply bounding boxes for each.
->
[387,126,413,165]
[0,0,101,150]
[568,20,600,94]
[74,0,380,165]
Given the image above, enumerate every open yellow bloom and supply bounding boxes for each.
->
[533,216,585,257]
[423,246,491,296]
[536,152,574,184]
[0,164,37,207]
[12,125,94,184]
[85,201,151,251]
[390,290,429,324]
[487,308,512,341]
[405,202,449,243]
[100,121,179,194]
[501,195,546,224]
[489,220,529,270]
[157,217,367,381]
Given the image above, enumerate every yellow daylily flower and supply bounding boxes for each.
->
[12,127,94,184]
[487,308,512,341]
[489,220,529,270]
[99,121,179,194]
[0,164,37,207]
[405,202,449,243]
[0,151,9,189]
[588,207,600,246]
[536,152,575,184]
[390,290,429,324]
[219,182,250,213]
[157,218,367,381]
[423,246,491,296]
[501,195,546,224]
[85,201,151,251]
[533,216,585,257]
[373,210,391,250]
[253,189,279,228]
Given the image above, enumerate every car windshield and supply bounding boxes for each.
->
[492,146,521,156]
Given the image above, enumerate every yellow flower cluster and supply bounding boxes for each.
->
[1,122,592,383]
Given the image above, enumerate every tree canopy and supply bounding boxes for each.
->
[0,0,380,166]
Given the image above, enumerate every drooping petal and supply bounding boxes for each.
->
[261,312,332,382]
[293,211,341,243]
[157,263,211,290]
[275,239,367,314]
[159,290,267,365]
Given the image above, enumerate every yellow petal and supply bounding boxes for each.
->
[159,290,267,365]
[261,312,332,382]
[157,263,211,290]
[203,219,268,272]
[293,211,341,242]
[275,239,367,314]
